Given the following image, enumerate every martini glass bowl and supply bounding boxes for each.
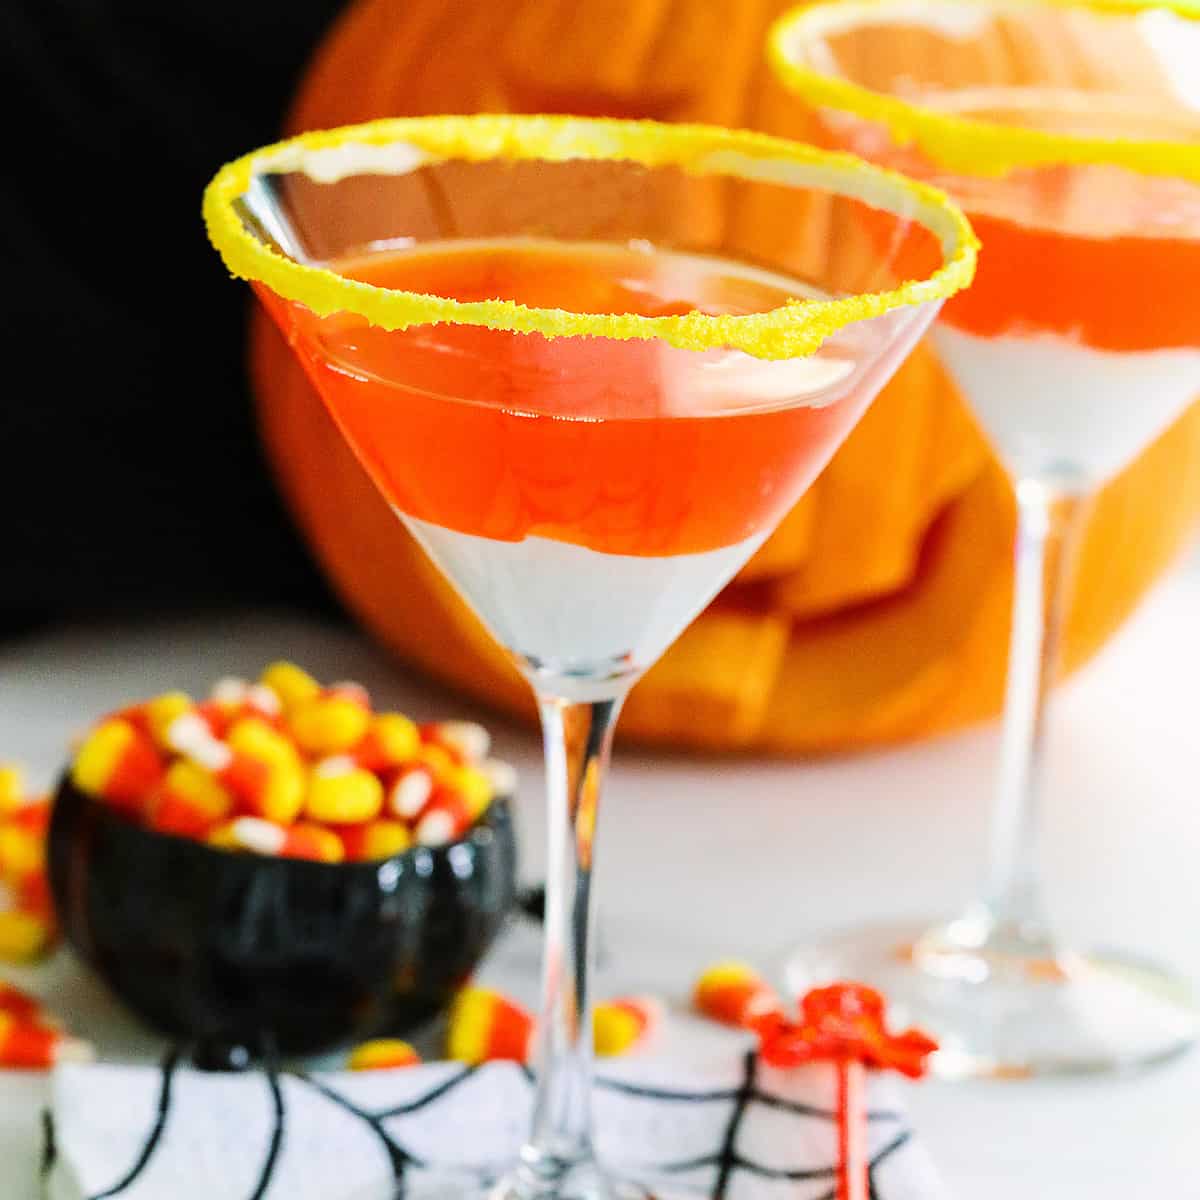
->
[204,114,975,1197]
[771,0,1200,1078]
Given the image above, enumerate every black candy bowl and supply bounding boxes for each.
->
[48,777,517,1057]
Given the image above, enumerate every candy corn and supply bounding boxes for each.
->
[443,764,491,814]
[0,911,53,962]
[213,817,344,863]
[14,871,54,923]
[227,758,303,825]
[330,682,371,708]
[353,713,420,772]
[413,767,493,846]
[445,988,657,1064]
[447,987,535,1064]
[0,765,25,819]
[6,799,50,837]
[289,688,371,756]
[421,721,490,764]
[334,819,412,862]
[198,680,283,737]
[0,979,87,1070]
[223,719,306,823]
[211,677,282,718]
[189,701,226,739]
[72,719,165,815]
[306,758,383,824]
[693,961,783,1030]
[0,823,44,883]
[386,764,435,821]
[347,1039,422,1071]
[109,692,188,744]
[67,663,513,863]
[163,710,224,761]
[480,759,518,797]
[0,1014,92,1070]
[142,693,196,748]
[414,787,482,847]
[226,717,302,770]
[210,678,246,705]
[0,983,43,1024]
[0,765,57,956]
[416,743,457,780]
[147,760,233,839]
[593,996,662,1057]
[0,798,50,887]
[278,822,346,862]
[205,822,240,852]
[246,684,284,719]
[171,717,302,827]
[259,661,321,713]
[0,953,87,1070]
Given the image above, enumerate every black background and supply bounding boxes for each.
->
[2,1,350,638]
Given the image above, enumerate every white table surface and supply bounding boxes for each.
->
[1,564,1198,1198]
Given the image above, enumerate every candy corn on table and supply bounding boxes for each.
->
[1,563,1198,1197]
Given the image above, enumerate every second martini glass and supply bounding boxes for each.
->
[771,0,1200,1076]
[204,115,974,1196]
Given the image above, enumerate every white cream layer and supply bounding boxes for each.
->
[402,516,766,695]
[934,325,1200,485]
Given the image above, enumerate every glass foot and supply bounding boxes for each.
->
[781,914,1199,1078]
[494,1161,652,1200]
[349,1164,654,1200]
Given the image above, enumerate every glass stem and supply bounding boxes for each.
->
[517,689,626,1193]
[982,477,1087,950]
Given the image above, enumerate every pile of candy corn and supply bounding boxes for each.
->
[0,764,56,963]
[70,662,516,863]
[0,980,91,1070]
[347,987,662,1070]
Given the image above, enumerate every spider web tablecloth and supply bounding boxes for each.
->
[44,1050,946,1200]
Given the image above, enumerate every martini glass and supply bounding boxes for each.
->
[771,0,1200,1076]
[204,115,975,1196]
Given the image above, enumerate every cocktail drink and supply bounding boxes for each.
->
[204,115,974,1195]
[274,239,907,676]
[771,0,1200,1076]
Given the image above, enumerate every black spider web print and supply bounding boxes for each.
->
[62,1047,917,1200]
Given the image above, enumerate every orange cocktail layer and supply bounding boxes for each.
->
[819,95,1200,351]
[278,241,870,558]
[867,105,1200,350]
[942,169,1200,350]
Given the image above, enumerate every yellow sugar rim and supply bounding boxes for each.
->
[770,0,1200,182]
[203,114,976,361]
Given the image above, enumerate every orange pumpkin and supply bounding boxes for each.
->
[249,0,1200,752]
